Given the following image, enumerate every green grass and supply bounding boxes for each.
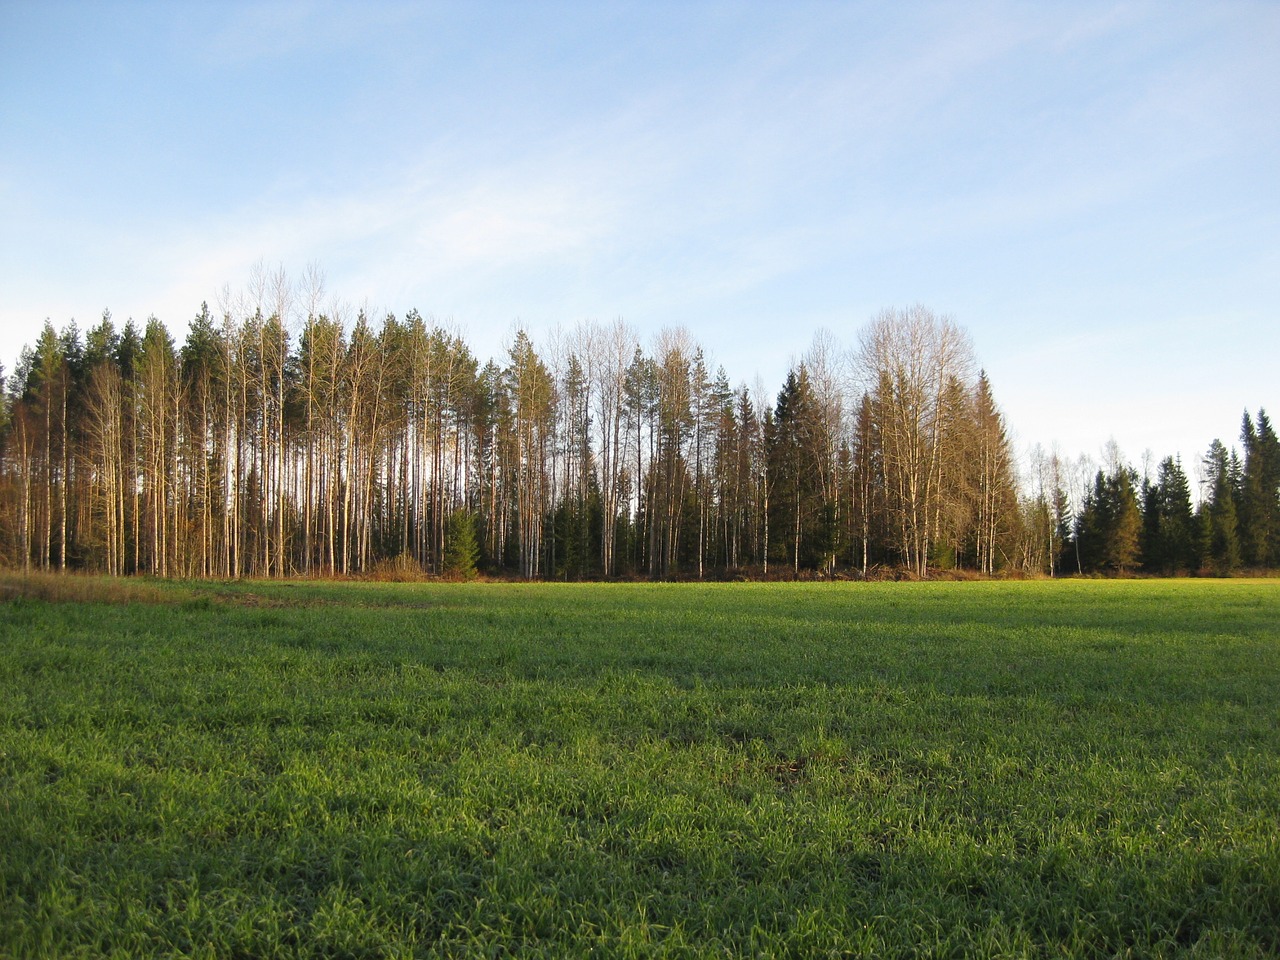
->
[1,579,1278,958]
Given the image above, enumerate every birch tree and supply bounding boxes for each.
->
[856,306,975,577]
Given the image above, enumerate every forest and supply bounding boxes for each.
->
[0,273,1276,581]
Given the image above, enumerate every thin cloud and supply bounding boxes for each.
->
[197,1,421,66]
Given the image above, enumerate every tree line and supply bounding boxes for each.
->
[1046,422,1279,578]
[0,276,1274,581]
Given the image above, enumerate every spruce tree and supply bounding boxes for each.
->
[1140,477,1161,572]
[1074,471,1107,573]
[1158,457,1196,572]
[767,368,828,573]
[1202,440,1242,575]
[1104,469,1141,574]
[443,509,479,580]
[1241,409,1280,567]
[1052,484,1073,576]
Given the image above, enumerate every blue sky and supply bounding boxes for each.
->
[2,1,1277,484]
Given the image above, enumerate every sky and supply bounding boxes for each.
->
[1,1,1277,487]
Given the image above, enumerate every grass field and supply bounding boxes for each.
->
[1,578,1278,958]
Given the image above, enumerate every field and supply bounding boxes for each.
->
[1,578,1278,958]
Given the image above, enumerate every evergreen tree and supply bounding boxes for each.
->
[1074,471,1107,573]
[967,371,1018,574]
[767,368,830,573]
[1052,486,1073,575]
[849,392,882,575]
[1140,476,1161,571]
[1,291,1273,583]
[1240,409,1280,567]
[443,508,479,580]
[1201,440,1241,575]
[1074,464,1141,574]
[1104,468,1141,574]
[1143,457,1196,573]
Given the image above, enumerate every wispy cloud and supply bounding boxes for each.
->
[2,1,1276,471]
[197,0,422,66]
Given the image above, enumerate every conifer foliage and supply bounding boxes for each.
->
[1140,457,1197,574]
[1074,467,1141,574]
[0,285,1273,579]
[1240,411,1280,567]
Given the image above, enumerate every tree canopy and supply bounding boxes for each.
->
[0,288,1273,580]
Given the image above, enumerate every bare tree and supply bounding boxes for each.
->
[856,306,975,577]
[591,318,636,576]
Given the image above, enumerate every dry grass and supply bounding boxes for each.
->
[362,552,434,582]
[0,571,187,605]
